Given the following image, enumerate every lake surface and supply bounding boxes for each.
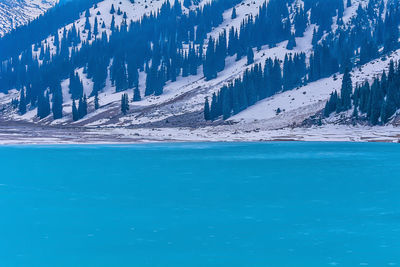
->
[0,142,399,266]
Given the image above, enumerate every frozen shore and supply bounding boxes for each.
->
[0,124,400,144]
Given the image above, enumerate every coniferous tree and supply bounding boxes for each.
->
[85,17,91,30]
[78,95,88,119]
[110,15,115,31]
[204,36,217,80]
[133,85,141,102]
[52,83,63,119]
[72,100,79,121]
[324,91,338,117]
[210,92,218,120]
[18,88,27,115]
[37,91,50,119]
[247,47,254,65]
[231,7,237,19]
[204,97,211,120]
[121,93,129,114]
[369,78,384,125]
[286,33,296,50]
[340,68,353,111]
[93,17,99,36]
[69,72,84,100]
[222,87,232,120]
[94,92,100,110]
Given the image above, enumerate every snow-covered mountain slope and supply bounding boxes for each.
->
[231,49,400,127]
[0,0,57,36]
[0,0,399,143]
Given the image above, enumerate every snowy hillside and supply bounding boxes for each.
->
[0,0,400,143]
[0,0,57,36]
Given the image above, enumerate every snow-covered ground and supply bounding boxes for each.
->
[0,124,400,144]
[0,0,57,36]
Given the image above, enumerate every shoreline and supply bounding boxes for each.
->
[0,124,400,144]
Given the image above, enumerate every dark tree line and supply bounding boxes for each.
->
[204,53,306,120]
[324,60,400,125]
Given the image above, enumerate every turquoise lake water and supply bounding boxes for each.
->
[0,142,399,266]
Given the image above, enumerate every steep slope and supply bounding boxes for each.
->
[0,0,57,36]
[0,0,399,144]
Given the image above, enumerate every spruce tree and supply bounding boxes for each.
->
[204,97,211,121]
[37,91,50,119]
[247,47,254,65]
[133,85,141,102]
[78,95,88,119]
[340,68,352,111]
[222,88,232,120]
[204,36,217,80]
[94,92,100,110]
[110,15,115,32]
[231,7,237,19]
[286,34,296,50]
[85,17,91,30]
[52,83,63,119]
[72,100,79,121]
[93,17,99,36]
[121,93,129,114]
[210,93,218,120]
[18,88,27,115]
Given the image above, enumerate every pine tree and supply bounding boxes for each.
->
[231,7,237,19]
[52,83,63,119]
[204,36,217,80]
[204,97,211,121]
[69,72,84,100]
[18,88,27,115]
[110,4,115,14]
[222,87,232,119]
[324,91,338,117]
[37,91,50,119]
[247,47,254,65]
[94,92,100,110]
[369,79,384,125]
[78,95,88,119]
[286,33,296,50]
[340,68,352,111]
[110,15,115,32]
[93,17,99,36]
[121,93,129,114]
[72,100,79,121]
[133,85,141,102]
[85,17,91,30]
[210,92,218,120]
